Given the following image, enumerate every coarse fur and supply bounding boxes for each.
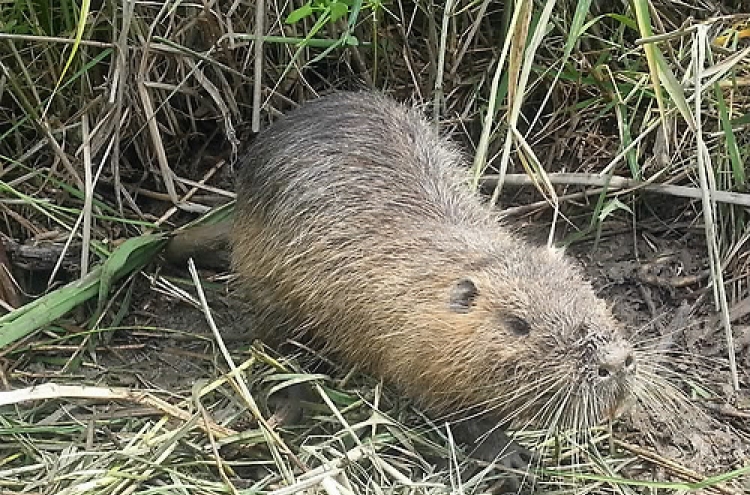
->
[229,91,637,435]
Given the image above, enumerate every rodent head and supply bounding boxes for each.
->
[443,243,636,433]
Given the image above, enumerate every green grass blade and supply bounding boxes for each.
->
[713,82,745,186]
[632,0,670,137]
[45,0,91,116]
[654,49,695,129]
[0,234,167,349]
[94,234,168,318]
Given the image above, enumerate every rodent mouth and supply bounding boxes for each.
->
[545,361,635,431]
[605,394,631,420]
[499,371,633,434]
[594,373,634,423]
[490,345,637,433]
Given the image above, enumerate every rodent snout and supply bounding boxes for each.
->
[596,346,636,379]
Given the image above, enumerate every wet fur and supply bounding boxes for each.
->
[229,91,636,431]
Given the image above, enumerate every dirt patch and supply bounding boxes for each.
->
[562,221,749,480]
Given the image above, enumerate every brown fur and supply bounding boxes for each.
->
[228,91,637,432]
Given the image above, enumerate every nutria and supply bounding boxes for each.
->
[164,222,230,271]
[169,91,638,485]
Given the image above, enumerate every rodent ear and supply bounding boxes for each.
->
[505,315,531,336]
[449,278,478,313]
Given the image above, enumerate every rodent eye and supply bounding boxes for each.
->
[449,278,478,314]
[506,316,531,336]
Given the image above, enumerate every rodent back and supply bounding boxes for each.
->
[235,92,494,232]
[230,91,515,398]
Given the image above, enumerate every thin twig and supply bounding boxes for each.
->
[615,439,740,495]
[0,32,113,47]
[485,173,750,208]
[0,383,237,437]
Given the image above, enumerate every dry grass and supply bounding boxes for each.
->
[1,0,750,493]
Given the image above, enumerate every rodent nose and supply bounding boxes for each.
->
[597,349,636,379]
